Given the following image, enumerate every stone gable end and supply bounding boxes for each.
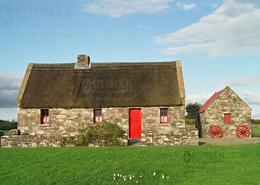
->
[200,87,251,138]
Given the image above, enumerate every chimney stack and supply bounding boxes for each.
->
[74,54,91,69]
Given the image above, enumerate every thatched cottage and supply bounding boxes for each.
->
[198,86,251,139]
[1,55,198,147]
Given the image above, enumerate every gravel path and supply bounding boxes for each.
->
[199,137,260,145]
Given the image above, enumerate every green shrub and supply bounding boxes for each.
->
[251,119,260,125]
[185,118,195,125]
[0,120,17,130]
[60,136,77,146]
[83,123,125,146]
[0,131,4,137]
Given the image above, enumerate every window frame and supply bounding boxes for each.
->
[94,108,102,124]
[160,108,169,125]
[40,109,49,125]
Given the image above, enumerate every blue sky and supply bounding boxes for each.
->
[0,0,260,120]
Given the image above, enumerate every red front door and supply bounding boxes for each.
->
[129,109,142,139]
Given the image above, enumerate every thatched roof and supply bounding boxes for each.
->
[18,61,185,108]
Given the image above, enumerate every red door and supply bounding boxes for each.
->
[129,109,142,139]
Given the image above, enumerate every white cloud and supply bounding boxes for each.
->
[241,91,260,106]
[0,108,17,121]
[241,91,260,119]
[212,76,260,88]
[84,0,173,18]
[155,0,260,56]
[176,2,196,10]
[0,72,22,108]
[186,93,212,104]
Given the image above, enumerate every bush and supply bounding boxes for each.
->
[185,118,195,125]
[0,120,17,130]
[186,103,201,119]
[0,131,4,137]
[83,123,125,146]
[251,119,260,125]
[60,135,77,146]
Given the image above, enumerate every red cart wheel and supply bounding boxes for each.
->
[209,125,223,138]
[236,125,251,138]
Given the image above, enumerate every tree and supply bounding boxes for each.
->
[186,103,202,119]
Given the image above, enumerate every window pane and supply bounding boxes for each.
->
[164,116,168,123]
[160,108,168,116]
[94,109,102,123]
[160,116,163,122]
[41,109,49,124]
[94,109,102,116]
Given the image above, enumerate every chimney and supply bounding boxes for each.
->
[74,54,91,69]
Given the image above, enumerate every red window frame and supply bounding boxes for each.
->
[40,109,49,124]
[94,109,102,124]
[160,108,168,124]
[224,113,232,124]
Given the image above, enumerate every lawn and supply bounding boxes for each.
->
[252,127,260,137]
[1,145,260,185]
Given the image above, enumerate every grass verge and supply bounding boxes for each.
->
[1,144,260,185]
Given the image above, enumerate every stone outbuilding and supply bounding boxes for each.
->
[198,86,252,139]
[1,54,198,147]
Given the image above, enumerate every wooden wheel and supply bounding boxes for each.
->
[236,125,251,138]
[209,125,223,138]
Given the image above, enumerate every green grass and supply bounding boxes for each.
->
[1,145,260,185]
[252,127,260,137]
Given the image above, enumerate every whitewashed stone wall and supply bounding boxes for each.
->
[200,87,251,138]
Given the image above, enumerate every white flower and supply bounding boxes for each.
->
[167,176,170,179]
[162,174,165,179]
[153,172,156,176]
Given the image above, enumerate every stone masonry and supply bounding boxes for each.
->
[200,87,251,138]
[1,106,198,147]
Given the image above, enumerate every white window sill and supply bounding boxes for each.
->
[39,124,50,127]
[160,123,170,126]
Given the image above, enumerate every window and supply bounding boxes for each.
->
[94,109,102,124]
[224,113,232,124]
[160,108,168,124]
[41,109,49,124]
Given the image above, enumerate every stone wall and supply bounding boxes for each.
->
[200,87,251,138]
[1,135,62,147]
[18,106,185,138]
[18,108,93,137]
[140,124,198,146]
[0,133,128,148]
[1,105,198,147]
